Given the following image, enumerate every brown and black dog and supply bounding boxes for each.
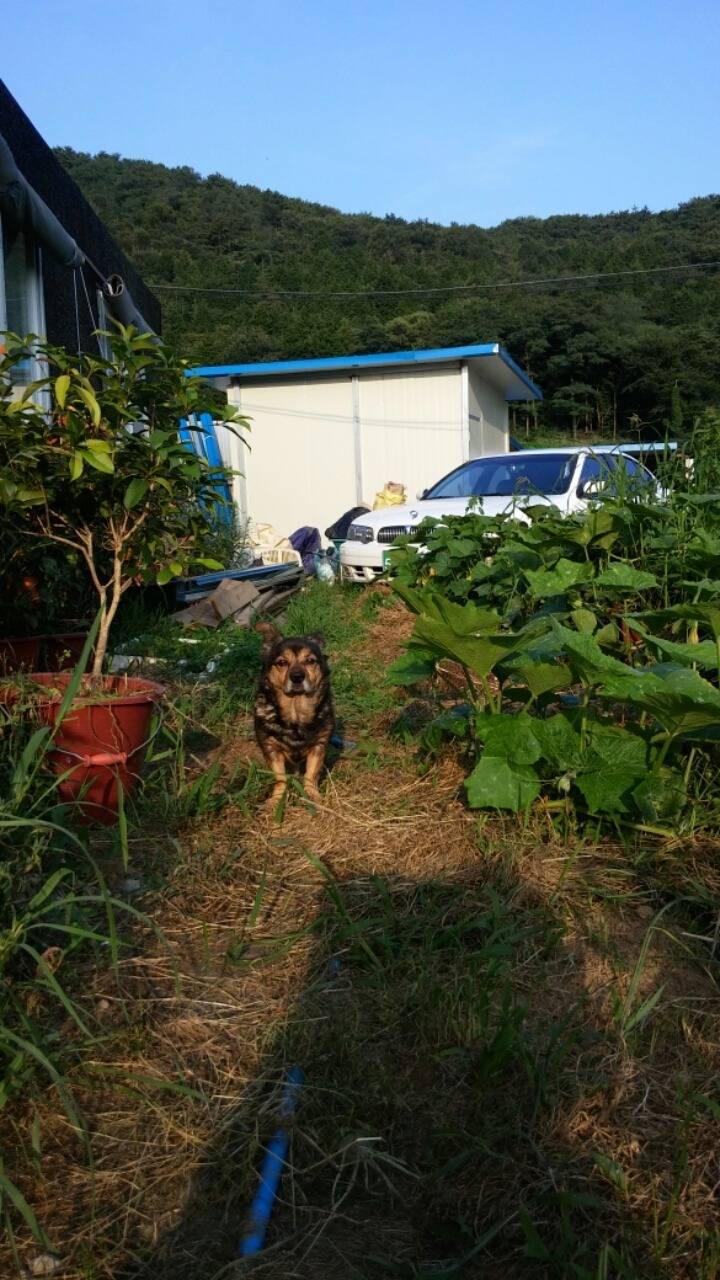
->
[254,623,335,805]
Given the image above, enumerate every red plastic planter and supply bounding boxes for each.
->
[0,636,41,672]
[42,633,90,671]
[0,633,89,673]
[29,674,165,826]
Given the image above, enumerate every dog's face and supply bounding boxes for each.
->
[261,630,328,698]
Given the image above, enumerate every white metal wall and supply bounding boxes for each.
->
[221,361,503,540]
[467,364,509,456]
[226,376,357,539]
[356,365,464,505]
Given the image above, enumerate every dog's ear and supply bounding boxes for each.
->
[306,631,326,651]
[255,622,281,655]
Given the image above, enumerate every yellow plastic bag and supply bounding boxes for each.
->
[373,481,406,510]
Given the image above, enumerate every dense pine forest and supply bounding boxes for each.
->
[56,147,720,440]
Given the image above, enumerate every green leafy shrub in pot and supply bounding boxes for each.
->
[0,327,249,679]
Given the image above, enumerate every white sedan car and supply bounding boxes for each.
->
[339,447,654,582]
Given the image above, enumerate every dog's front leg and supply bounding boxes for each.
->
[265,750,288,804]
[303,739,329,803]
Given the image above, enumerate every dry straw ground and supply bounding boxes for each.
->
[4,590,720,1279]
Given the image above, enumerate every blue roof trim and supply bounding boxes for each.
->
[189,342,542,400]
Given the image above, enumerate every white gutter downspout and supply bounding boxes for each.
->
[225,381,249,523]
[351,375,364,504]
[460,361,470,462]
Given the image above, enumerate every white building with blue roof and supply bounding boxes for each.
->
[191,343,541,542]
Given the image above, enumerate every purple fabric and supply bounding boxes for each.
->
[289,526,321,575]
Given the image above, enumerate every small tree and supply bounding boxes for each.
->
[0,327,248,679]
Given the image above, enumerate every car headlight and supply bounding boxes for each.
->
[347,523,374,544]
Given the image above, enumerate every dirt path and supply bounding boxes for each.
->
[10,592,720,1280]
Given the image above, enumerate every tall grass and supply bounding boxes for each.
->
[0,626,160,1252]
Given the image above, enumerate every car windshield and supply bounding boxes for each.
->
[425,453,577,500]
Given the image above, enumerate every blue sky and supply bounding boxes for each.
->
[4,0,719,227]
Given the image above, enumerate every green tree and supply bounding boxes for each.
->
[0,327,248,677]
[54,147,720,439]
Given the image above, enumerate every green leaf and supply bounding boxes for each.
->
[623,985,665,1034]
[422,706,473,749]
[632,769,687,821]
[530,712,582,771]
[595,621,619,646]
[628,621,718,670]
[84,437,112,452]
[413,615,524,679]
[466,755,541,811]
[387,650,437,686]
[585,721,649,769]
[77,386,101,426]
[193,557,224,570]
[571,607,597,634]
[0,1170,51,1246]
[123,477,148,509]
[576,767,645,815]
[592,1152,629,1194]
[556,625,636,681]
[597,666,720,737]
[81,448,114,474]
[595,564,658,591]
[28,867,72,912]
[447,536,480,557]
[525,558,593,598]
[147,428,173,448]
[519,1207,551,1261]
[475,712,542,765]
[69,450,84,480]
[504,658,572,698]
[156,566,177,585]
[54,373,70,408]
[634,603,720,643]
[425,594,503,636]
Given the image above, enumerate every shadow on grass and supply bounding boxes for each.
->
[114,837,720,1280]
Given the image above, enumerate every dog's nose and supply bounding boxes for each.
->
[289,668,305,685]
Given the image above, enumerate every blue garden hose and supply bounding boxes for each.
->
[238,1066,305,1258]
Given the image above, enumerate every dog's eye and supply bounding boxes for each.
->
[275,658,288,668]
[306,657,317,666]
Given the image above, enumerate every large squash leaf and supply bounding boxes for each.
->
[525,558,594,598]
[466,756,541,811]
[597,666,720,737]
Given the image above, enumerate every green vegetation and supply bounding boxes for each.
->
[56,147,720,440]
[0,582,719,1277]
[0,305,718,1270]
[387,425,720,832]
[0,328,247,674]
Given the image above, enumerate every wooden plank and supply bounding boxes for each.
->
[209,578,261,621]
[231,583,302,627]
[171,599,221,628]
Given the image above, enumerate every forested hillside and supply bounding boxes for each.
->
[56,147,720,439]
